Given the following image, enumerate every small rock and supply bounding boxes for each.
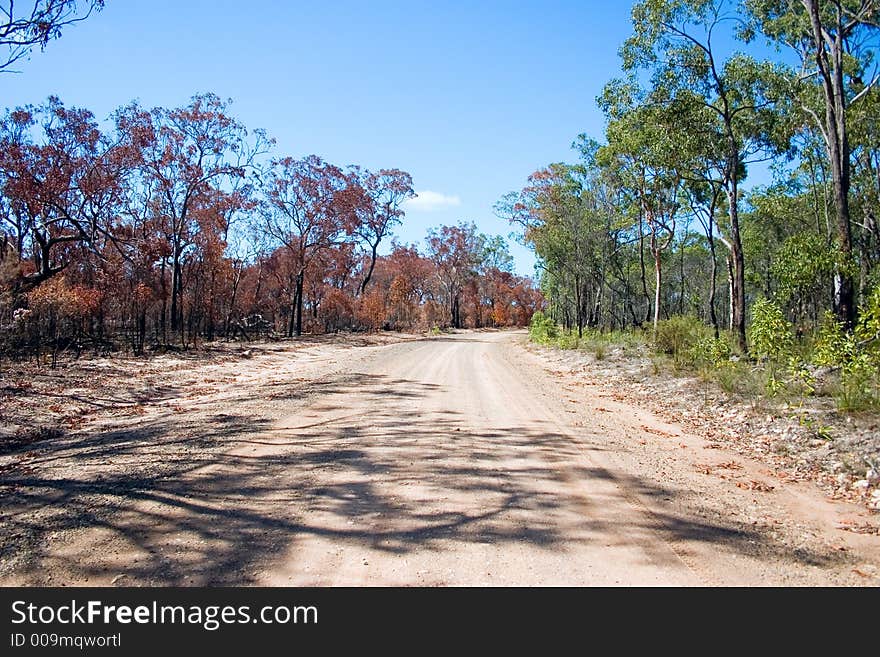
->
[852,479,870,490]
[866,469,879,485]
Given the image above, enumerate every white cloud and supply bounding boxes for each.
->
[403,190,461,212]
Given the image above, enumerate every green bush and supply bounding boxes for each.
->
[748,298,794,362]
[590,341,607,360]
[809,287,880,412]
[689,335,732,368]
[556,330,580,350]
[713,360,764,397]
[652,316,710,366]
[528,311,558,343]
[837,355,880,411]
[812,311,851,367]
[856,284,880,348]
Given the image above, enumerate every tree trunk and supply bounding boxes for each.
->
[252,258,265,314]
[287,293,296,338]
[294,270,304,337]
[137,308,146,356]
[206,268,216,341]
[830,148,855,326]
[726,177,747,353]
[653,244,662,335]
[591,282,602,328]
[159,257,168,345]
[360,242,379,296]
[707,229,719,338]
[170,242,182,335]
[223,263,242,339]
[678,231,686,315]
[638,213,651,325]
[726,254,734,332]
[804,0,855,329]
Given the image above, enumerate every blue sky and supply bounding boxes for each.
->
[3,1,658,275]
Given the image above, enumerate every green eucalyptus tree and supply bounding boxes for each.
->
[599,82,689,333]
[746,0,880,329]
[497,147,619,336]
[622,0,791,351]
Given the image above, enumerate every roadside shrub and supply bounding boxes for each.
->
[555,330,579,350]
[689,335,732,368]
[322,287,355,332]
[857,284,880,349]
[713,360,764,397]
[20,278,103,364]
[748,298,794,363]
[584,339,607,360]
[528,311,558,343]
[809,288,880,411]
[608,328,647,350]
[837,355,880,411]
[652,315,710,366]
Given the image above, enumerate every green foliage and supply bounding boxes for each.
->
[528,311,559,343]
[787,357,816,396]
[857,285,880,346]
[747,298,794,362]
[771,233,836,306]
[796,413,833,441]
[688,334,732,368]
[581,328,646,359]
[479,235,515,274]
[836,354,880,412]
[812,311,851,367]
[809,289,880,411]
[652,315,710,365]
[764,368,786,396]
[713,360,764,397]
[835,286,880,409]
[556,330,580,350]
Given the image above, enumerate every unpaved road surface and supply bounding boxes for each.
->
[2,331,878,585]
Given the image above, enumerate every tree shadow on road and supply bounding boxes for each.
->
[0,370,848,585]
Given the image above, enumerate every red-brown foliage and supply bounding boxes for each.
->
[0,94,543,361]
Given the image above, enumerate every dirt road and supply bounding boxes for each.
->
[2,331,878,585]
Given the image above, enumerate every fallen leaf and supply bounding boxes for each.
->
[837,522,880,535]
[735,480,774,492]
[640,425,678,438]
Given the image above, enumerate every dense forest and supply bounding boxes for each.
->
[0,0,542,363]
[498,0,880,408]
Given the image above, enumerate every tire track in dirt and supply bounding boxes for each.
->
[3,331,877,585]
